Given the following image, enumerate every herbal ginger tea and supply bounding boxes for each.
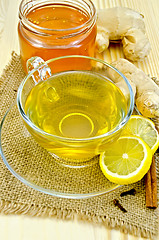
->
[25,71,127,142]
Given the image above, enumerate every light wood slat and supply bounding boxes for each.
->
[0,214,149,240]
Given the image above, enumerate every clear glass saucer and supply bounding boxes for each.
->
[0,104,121,199]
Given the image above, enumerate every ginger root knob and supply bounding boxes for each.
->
[96,7,151,61]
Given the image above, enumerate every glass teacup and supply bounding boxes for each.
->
[17,55,134,165]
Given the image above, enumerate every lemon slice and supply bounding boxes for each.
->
[122,115,159,154]
[100,136,152,184]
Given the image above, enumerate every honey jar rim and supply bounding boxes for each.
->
[18,0,97,36]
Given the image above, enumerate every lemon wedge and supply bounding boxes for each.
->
[122,115,159,154]
[99,136,152,184]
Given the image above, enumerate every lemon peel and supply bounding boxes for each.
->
[100,136,152,184]
[122,115,159,154]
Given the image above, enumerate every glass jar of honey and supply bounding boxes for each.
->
[18,0,97,72]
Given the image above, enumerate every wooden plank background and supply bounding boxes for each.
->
[0,0,158,239]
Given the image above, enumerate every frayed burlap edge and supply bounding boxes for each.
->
[0,198,157,239]
[0,52,22,92]
[0,51,158,240]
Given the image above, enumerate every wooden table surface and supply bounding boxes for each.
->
[0,0,158,239]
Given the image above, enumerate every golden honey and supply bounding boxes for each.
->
[18,0,97,72]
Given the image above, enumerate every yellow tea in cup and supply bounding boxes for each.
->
[17,56,134,163]
[25,71,127,138]
[25,71,127,158]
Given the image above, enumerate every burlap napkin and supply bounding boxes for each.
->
[0,52,158,239]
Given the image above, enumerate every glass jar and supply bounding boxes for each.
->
[18,0,97,72]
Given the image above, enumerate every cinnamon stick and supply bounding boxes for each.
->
[145,156,157,208]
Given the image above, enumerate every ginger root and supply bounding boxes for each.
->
[109,58,159,118]
[96,7,151,61]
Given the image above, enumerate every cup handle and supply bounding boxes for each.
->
[26,56,52,83]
